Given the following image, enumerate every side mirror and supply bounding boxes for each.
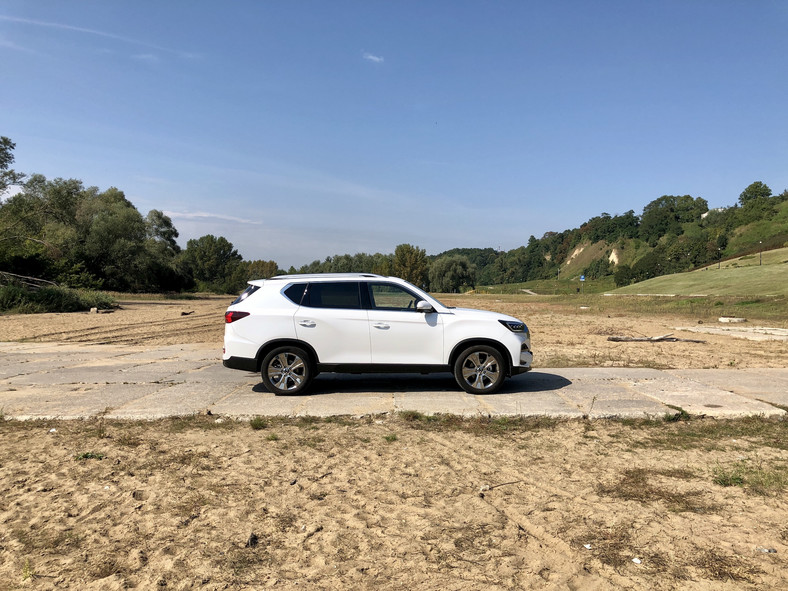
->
[416,300,434,313]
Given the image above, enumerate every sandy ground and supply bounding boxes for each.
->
[1,294,787,589]
[0,294,785,368]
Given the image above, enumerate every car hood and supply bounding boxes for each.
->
[447,307,522,323]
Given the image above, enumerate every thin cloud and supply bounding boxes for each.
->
[0,14,196,58]
[362,52,384,64]
[163,211,262,225]
[0,36,40,54]
[132,53,159,62]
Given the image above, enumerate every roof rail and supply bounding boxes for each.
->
[266,273,384,281]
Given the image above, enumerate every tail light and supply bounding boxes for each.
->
[225,311,250,323]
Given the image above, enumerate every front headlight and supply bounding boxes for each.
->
[499,319,528,334]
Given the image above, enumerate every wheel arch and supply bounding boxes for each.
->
[255,339,320,373]
[449,339,513,376]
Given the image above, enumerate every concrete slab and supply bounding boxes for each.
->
[629,376,785,418]
[210,388,309,417]
[0,383,163,419]
[667,369,788,408]
[107,382,232,419]
[1,342,785,420]
[555,382,672,419]
[476,390,585,418]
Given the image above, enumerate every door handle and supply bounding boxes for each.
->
[298,320,316,328]
[372,323,390,330]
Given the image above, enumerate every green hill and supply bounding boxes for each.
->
[611,247,788,296]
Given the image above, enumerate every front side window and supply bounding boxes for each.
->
[367,283,418,311]
[302,282,361,309]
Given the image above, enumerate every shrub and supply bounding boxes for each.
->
[0,284,115,314]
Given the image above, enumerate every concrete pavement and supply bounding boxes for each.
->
[1,342,786,421]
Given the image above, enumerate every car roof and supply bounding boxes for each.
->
[248,273,387,286]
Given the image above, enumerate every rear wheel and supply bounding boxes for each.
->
[453,345,505,394]
[261,347,313,395]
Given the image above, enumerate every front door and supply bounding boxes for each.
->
[365,282,444,365]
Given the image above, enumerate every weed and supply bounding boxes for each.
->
[74,451,105,461]
[266,433,280,441]
[92,417,107,439]
[249,416,268,430]
[21,558,34,581]
[299,435,326,448]
[115,433,143,447]
[384,433,398,443]
[663,405,692,422]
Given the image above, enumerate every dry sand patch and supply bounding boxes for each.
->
[1,294,787,589]
[1,416,787,589]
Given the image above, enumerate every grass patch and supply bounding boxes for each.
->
[165,414,235,433]
[0,284,115,314]
[397,411,559,435]
[74,451,104,461]
[691,548,761,582]
[712,459,788,495]
[249,416,268,430]
[628,416,788,451]
[598,468,714,513]
[663,405,692,422]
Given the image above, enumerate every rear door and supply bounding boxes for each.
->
[294,282,371,364]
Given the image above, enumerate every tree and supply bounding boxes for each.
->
[180,234,243,293]
[392,243,429,287]
[429,255,477,292]
[739,181,771,206]
[0,136,25,194]
[145,210,180,254]
[243,259,280,279]
[639,195,708,246]
[77,187,148,291]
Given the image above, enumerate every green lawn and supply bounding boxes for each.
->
[614,248,788,296]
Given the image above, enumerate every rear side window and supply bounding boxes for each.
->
[283,283,307,305]
[302,282,361,309]
[231,285,260,305]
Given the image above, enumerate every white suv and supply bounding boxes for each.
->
[223,273,532,394]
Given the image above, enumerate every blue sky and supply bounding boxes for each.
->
[2,1,787,269]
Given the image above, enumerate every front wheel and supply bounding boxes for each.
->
[453,345,506,394]
[261,347,313,395]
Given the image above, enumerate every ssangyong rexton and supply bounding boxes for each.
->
[223,273,532,394]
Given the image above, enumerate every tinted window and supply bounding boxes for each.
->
[231,284,260,305]
[303,282,361,309]
[367,283,418,311]
[283,283,307,305]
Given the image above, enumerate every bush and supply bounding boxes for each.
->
[0,284,115,314]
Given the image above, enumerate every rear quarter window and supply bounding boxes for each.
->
[231,285,260,305]
[283,283,307,305]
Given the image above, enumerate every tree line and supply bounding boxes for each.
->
[2,136,786,295]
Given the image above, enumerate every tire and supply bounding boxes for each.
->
[453,345,505,394]
[261,347,313,395]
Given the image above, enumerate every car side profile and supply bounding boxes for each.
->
[223,273,533,394]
